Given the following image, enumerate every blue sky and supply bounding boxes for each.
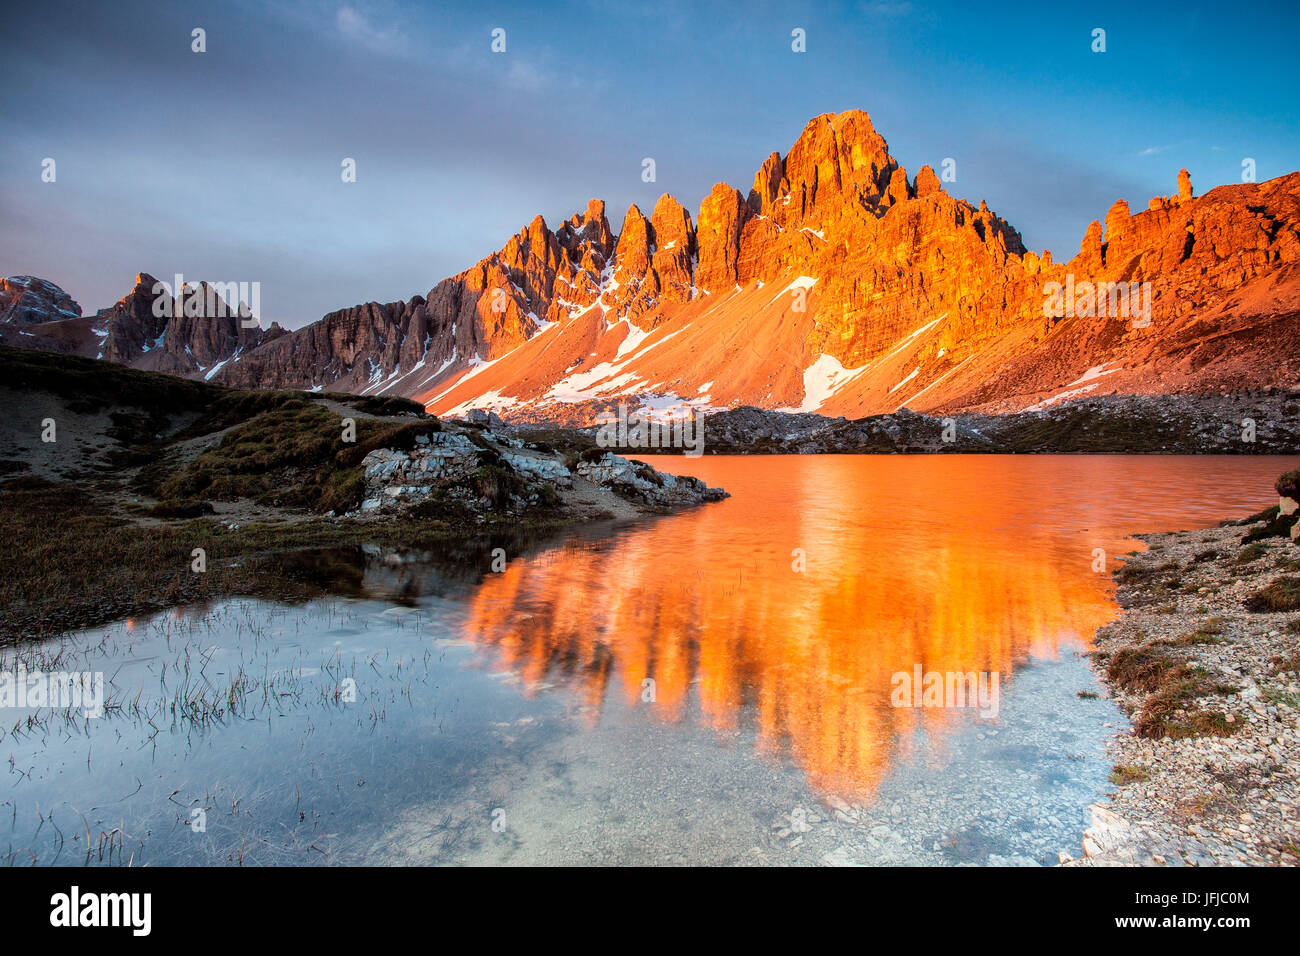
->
[3,0,1297,328]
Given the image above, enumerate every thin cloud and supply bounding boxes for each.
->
[335,4,411,55]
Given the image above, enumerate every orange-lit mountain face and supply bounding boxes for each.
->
[399,110,1300,421]
[9,110,1299,418]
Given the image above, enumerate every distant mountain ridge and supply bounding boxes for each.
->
[7,109,1299,419]
[0,273,283,379]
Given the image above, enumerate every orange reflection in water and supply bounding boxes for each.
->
[456,455,1290,798]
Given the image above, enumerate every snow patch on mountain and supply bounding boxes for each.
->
[770,275,818,306]
[783,354,867,413]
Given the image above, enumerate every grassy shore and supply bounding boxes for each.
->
[0,347,595,641]
[0,470,581,642]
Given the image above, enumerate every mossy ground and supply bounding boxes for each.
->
[0,473,570,641]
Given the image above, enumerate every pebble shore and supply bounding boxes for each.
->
[1066,515,1300,866]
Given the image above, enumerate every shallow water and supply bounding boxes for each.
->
[2,455,1295,866]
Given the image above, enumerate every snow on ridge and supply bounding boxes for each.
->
[632,391,714,420]
[418,352,458,387]
[542,319,685,405]
[614,319,652,361]
[545,363,644,403]
[1017,362,1121,412]
[895,354,975,410]
[427,352,496,405]
[371,357,430,396]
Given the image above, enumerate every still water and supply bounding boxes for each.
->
[2,455,1293,865]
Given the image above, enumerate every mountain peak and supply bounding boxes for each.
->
[29,110,1297,425]
[0,275,82,326]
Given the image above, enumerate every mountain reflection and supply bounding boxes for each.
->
[453,455,1140,797]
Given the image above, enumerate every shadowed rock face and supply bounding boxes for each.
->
[216,199,620,396]
[11,109,1300,419]
[95,273,169,364]
[0,276,82,325]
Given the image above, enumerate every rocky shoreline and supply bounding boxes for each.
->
[1066,474,1300,865]
[508,390,1300,457]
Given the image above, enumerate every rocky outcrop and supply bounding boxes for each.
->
[95,273,171,364]
[602,195,699,321]
[143,280,279,375]
[539,391,1300,456]
[92,274,281,374]
[695,184,751,292]
[501,450,572,483]
[1275,470,1300,540]
[573,451,727,507]
[216,296,428,392]
[357,425,726,517]
[360,431,482,510]
[1062,803,1196,866]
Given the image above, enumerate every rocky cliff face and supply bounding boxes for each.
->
[932,169,1300,415]
[415,109,1299,423]
[106,275,278,375]
[93,274,169,364]
[216,199,618,395]
[210,110,1036,407]
[10,109,1299,419]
